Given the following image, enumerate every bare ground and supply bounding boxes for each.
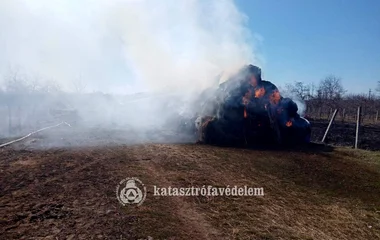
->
[1,140,380,240]
[310,119,380,151]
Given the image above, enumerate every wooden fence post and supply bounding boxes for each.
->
[322,109,338,143]
[342,108,345,122]
[355,106,361,149]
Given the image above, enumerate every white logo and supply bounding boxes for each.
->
[116,177,146,206]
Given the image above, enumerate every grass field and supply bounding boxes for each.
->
[1,143,380,239]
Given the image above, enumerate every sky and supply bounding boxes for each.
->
[235,0,380,94]
[0,0,378,95]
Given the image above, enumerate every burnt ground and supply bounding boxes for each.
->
[309,119,380,151]
[0,127,380,239]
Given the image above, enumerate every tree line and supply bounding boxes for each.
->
[1,71,380,138]
[285,76,380,123]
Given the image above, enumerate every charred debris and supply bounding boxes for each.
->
[186,64,311,147]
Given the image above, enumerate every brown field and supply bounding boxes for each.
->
[1,138,380,239]
[310,119,380,151]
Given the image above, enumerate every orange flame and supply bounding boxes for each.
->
[255,87,265,98]
[286,121,292,127]
[244,107,247,118]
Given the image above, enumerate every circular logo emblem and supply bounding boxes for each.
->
[116,177,146,206]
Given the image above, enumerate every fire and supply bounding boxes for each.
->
[195,64,313,146]
[255,87,265,98]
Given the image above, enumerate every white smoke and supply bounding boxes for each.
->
[0,0,263,145]
[293,99,306,116]
[0,0,262,93]
[278,85,307,117]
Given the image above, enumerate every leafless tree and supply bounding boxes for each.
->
[301,75,346,117]
[4,71,30,94]
[285,81,311,100]
[1,70,65,135]
[317,75,346,100]
[2,70,31,135]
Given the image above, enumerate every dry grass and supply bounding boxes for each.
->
[1,144,380,239]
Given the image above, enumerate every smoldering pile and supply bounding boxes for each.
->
[0,65,310,149]
[191,64,311,147]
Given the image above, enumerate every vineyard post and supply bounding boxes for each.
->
[355,106,362,149]
[322,109,338,143]
[342,108,345,122]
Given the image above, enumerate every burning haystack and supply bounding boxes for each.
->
[195,64,311,147]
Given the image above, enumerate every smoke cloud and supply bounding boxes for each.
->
[0,0,263,146]
[0,0,261,93]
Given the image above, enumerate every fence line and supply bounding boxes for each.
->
[306,106,379,124]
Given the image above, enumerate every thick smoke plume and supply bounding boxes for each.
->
[0,0,262,146]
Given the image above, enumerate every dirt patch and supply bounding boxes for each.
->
[310,119,380,151]
[1,144,380,239]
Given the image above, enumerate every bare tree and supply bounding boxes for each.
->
[285,81,311,100]
[317,75,346,100]
[4,71,31,93]
[3,70,31,135]
[376,81,380,94]
[1,71,61,135]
